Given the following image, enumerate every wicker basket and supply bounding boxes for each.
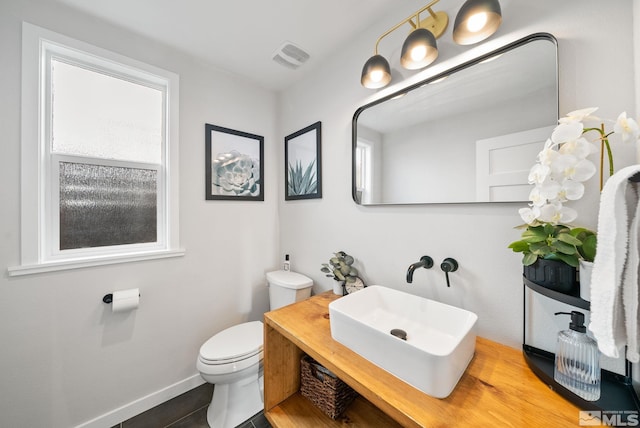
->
[300,355,358,419]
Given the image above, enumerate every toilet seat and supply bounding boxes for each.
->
[199,321,263,366]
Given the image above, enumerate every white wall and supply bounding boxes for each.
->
[279,0,637,355]
[0,1,279,427]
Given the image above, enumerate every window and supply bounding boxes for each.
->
[10,23,183,276]
[355,140,373,204]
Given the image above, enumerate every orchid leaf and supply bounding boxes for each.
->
[554,253,579,268]
[554,241,577,255]
[522,253,538,266]
[581,234,597,262]
[508,241,529,252]
[557,233,582,246]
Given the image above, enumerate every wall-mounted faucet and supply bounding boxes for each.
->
[406,256,433,283]
[440,258,459,287]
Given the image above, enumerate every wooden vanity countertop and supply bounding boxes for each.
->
[264,291,582,427]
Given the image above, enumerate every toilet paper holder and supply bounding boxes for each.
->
[102,292,140,304]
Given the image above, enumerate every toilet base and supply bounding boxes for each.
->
[206,370,264,428]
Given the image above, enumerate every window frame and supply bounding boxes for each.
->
[9,22,183,276]
[355,139,373,204]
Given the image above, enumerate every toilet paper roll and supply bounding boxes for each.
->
[112,288,140,313]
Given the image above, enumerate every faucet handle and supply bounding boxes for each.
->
[440,258,458,287]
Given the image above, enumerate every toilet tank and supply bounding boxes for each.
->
[266,270,313,310]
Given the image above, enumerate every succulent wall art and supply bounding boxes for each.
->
[205,123,264,201]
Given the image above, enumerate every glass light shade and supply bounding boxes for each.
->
[361,54,392,88]
[400,28,438,70]
[453,0,502,45]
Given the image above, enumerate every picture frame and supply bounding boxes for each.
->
[284,121,322,200]
[205,123,264,201]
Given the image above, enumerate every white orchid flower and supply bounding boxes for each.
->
[572,159,597,182]
[516,106,632,230]
[614,112,640,143]
[551,121,583,145]
[537,142,559,166]
[539,203,578,225]
[543,136,559,150]
[558,107,599,124]
[519,206,540,225]
[536,180,562,202]
[529,186,547,207]
[529,189,545,207]
[550,154,578,177]
[552,154,596,182]
[557,179,585,201]
[558,136,596,159]
[528,163,551,184]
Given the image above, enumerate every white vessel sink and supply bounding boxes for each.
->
[328,285,478,398]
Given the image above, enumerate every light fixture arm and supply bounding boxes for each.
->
[373,0,442,54]
[426,6,439,20]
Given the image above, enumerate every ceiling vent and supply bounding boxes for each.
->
[272,41,310,70]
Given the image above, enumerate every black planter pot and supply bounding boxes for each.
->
[523,259,577,294]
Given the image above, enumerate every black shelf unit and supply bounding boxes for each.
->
[523,276,590,310]
[523,276,640,417]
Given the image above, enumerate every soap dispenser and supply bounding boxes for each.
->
[554,311,601,401]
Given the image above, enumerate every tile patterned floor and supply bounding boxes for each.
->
[168,407,270,428]
[110,383,271,428]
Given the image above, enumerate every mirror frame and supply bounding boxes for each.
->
[352,32,558,206]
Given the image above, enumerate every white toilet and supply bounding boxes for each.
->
[197,270,313,428]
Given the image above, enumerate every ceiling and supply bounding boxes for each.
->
[55,0,412,91]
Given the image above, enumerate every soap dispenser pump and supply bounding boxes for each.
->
[554,311,601,401]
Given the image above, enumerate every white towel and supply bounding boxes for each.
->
[623,181,640,362]
[588,165,640,359]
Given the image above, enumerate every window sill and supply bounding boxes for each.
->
[6,249,186,277]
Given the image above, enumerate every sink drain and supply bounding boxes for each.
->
[390,328,407,340]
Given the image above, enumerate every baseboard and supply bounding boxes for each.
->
[75,374,206,428]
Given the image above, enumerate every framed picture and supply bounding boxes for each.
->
[284,121,322,200]
[205,124,264,201]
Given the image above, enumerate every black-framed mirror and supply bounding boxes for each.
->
[352,33,558,205]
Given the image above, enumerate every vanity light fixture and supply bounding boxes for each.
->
[361,0,502,89]
[360,54,392,89]
[453,0,502,45]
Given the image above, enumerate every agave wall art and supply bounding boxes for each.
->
[284,121,322,200]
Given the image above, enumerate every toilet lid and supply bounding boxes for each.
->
[199,321,263,364]
[266,270,313,289]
